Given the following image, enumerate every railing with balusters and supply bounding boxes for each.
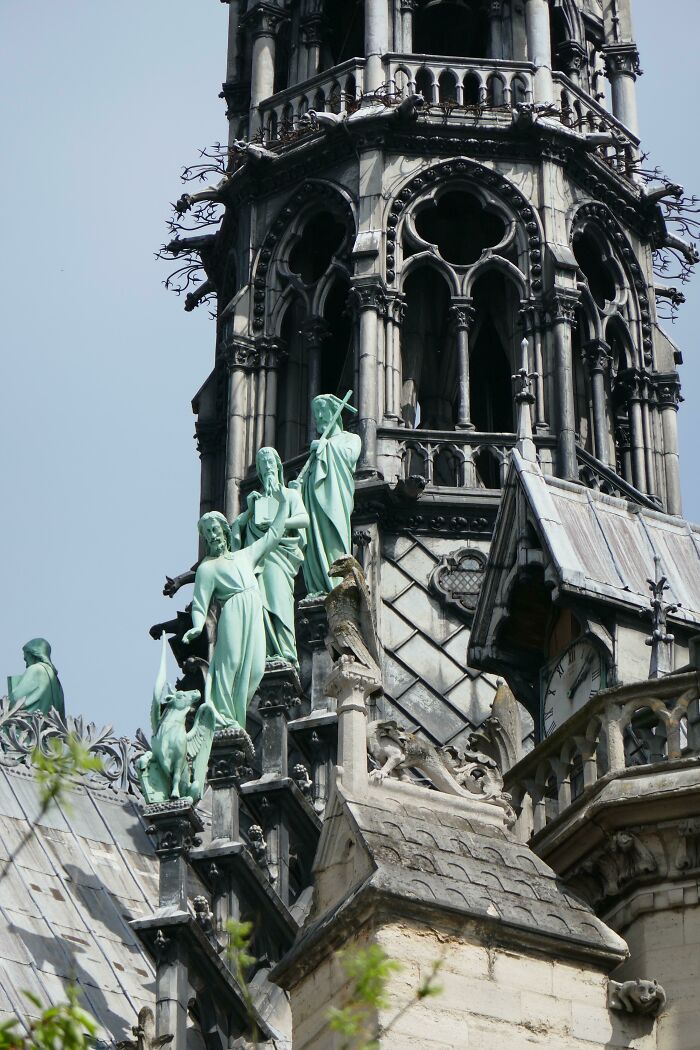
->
[384,54,534,110]
[505,672,700,841]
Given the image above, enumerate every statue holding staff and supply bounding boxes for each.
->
[183,495,290,729]
[8,639,65,717]
[292,392,361,596]
[230,446,309,666]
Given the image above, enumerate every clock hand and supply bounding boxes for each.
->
[567,657,593,700]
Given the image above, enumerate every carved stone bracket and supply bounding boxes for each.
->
[223,341,261,373]
[654,372,683,411]
[240,2,289,38]
[349,281,388,316]
[448,301,476,333]
[256,660,303,719]
[545,289,580,326]
[297,595,328,653]
[676,817,700,871]
[569,830,658,906]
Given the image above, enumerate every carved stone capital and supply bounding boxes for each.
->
[546,289,580,325]
[603,43,643,79]
[195,421,225,457]
[143,799,204,858]
[583,339,612,375]
[325,656,381,703]
[349,281,387,316]
[557,40,587,78]
[299,13,323,47]
[448,300,476,333]
[240,2,289,39]
[614,367,646,403]
[654,372,683,410]
[301,317,330,349]
[223,340,261,372]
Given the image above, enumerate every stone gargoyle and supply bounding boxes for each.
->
[137,638,216,805]
[367,719,515,823]
[325,555,382,684]
[608,978,667,1018]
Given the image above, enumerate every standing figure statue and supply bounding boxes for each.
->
[183,495,290,729]
[294,392,361,596]
[8,639,65,717]
[230,447,309,666]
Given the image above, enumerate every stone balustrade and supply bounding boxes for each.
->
[506,671,700,841]
[553,71,640,175]
[258,58,367,137]
[385,53,534,110]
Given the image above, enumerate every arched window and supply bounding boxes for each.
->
[400,267,454,430]
[329,81,342,113]
[273,20,291,94]
[321,0,364,68]
[414,0,489,59]
[415,67,434,104]
[322,277,353,396]
[277,297,308,460]
[469,270,518,433]
[463,71,481,106]
[438,70,458,104]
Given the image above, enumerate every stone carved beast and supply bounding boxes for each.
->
[366,719,515,823]
[608,978,667,1017]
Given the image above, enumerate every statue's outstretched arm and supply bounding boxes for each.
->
[183,566,214,644]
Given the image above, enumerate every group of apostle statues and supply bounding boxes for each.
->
[5,392,362,805]
[180,391,361,733]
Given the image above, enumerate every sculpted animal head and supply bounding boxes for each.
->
[329,554,363,580]
[631,980,665,1013]
[164,687,201,711]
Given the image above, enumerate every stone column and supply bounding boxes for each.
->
[195,420,225,518]
[297,597,334,713]
[302,318,329,443]
[520,302,547,430]
[547,291,579,481]
[365,0,390,93]
[399,0,415,52]
[351,281,386,477]
[224,343,258,520]
[226,0,242,82]
[603,44,641,136]
[488,0,503,60]
[616,369,647,492]
[326,659,381,796]
[524,0,554,105]
[299,14,323,81]
[262,341,286,448]
[206,729,255,933]
[641,374,657,497]
[384,295,404,423]
[449,300,476,431]
[245,4,285,137]
[656,375,683,516]
[583,339,612,466]
[143,801,204,1050]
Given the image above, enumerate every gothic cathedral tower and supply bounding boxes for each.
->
[179,0,684,747]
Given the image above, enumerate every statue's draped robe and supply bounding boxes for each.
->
[243,487,307,665]
[191,526,281,728]
[8,664,65,717]
[301,430,361,594]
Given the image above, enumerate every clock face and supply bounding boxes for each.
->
[541,639,606,738]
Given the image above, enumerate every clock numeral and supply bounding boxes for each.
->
[546,720,557,734]
[544,707,553,720]
[555,662,564,676]
[591,667,600,681]
[546,689,556,698]
[568,648,576,665]
[589,688,598,699]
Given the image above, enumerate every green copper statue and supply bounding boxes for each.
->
[230,446,309,666]
[8,639,65,717]
[293,392,361,596]
[183,495,290,728]
[137,638,216,804]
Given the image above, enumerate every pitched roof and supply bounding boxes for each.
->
[0,760,159,1041]
[471,451,700,657]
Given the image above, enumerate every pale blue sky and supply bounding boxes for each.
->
[0,1,697,737]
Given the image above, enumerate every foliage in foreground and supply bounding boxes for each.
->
[0,986,98,1050]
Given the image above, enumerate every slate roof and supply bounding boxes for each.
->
[0,760,159,1041]
[514,451,700,623]
[343,784,627,960]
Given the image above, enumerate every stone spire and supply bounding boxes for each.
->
[512,337,538,463]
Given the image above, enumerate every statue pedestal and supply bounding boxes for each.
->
[207,727,255,842]
[326,657,381,797]
[256,659,303,779]
[142,798,204,910]
[297,595,334,712]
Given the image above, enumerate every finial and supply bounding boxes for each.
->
[512,337,538,462]
[645,555,679,679]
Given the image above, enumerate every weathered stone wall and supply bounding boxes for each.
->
[289,919,655,1050]
[612,904,700,1050]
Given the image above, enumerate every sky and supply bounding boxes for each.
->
[0,1,698,738]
